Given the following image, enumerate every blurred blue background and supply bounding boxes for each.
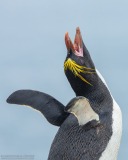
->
[0,0,127,159]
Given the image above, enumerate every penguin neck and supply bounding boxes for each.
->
[70,76,111,104]
[65,69,112,106]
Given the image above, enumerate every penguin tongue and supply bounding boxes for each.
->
[65,27,83,57]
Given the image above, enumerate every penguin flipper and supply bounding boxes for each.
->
[6,90,69,126]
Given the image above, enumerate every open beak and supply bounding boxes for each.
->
[65,27,83,57]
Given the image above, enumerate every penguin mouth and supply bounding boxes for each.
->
[65,27,83,57]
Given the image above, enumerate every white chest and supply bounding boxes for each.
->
[99,100,122,160]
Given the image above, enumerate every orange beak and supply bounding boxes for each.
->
[65,27,83,57]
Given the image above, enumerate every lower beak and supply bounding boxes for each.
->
[65,32,75,53]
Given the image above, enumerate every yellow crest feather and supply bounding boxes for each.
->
[64,58,95,86]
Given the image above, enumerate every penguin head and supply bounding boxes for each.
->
[64,27,99,96]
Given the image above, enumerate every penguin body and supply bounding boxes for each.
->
[48,72,122,160]
[48,96,110,160]
[7,27,122,160]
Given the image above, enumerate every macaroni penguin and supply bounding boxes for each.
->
[7,27,122,160]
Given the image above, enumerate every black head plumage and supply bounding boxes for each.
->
[64,27,100,96]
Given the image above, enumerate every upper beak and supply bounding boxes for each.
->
[65,27,83,56]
